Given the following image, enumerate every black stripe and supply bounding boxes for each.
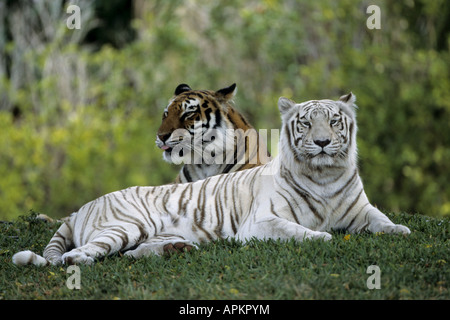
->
[269,200,280,217]
[285,122,294,150]
[203,107,213,126]
[281,166,323,203]
[214,194,222,237]
[178,184,191,215]
[79,200,97,243]
[161,189,170,213]
[346,203,370,231]
[139,196,158,231]
[182,165,193,182]
[213,108,222,128]
[330,169,358,198]
[222,145,238,173]
[198,178,212,223]
[276,191,300,224]
[337,188,363,224]
[238,112,250,127]
[281,168,324,222]
[91,240,111,253]
[108,196,149,239]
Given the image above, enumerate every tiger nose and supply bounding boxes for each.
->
[157,133,171,143]
[314,139,331,148]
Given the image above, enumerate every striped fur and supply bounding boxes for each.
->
[13,93,410,266]
[156,83,271,183]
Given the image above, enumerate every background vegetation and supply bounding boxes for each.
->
[0,0,449,220]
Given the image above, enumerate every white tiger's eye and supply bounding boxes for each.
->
[300,121,311,128]
[330,119,338,126]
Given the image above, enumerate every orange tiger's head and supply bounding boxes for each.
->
[156,83,250,164]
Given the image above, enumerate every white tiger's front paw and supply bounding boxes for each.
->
[62,251,95,265]
[383,224,411,235]
[308,231,332,241]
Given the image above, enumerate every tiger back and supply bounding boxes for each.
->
[155,83,271,183]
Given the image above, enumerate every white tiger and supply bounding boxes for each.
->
[13,93,410,266]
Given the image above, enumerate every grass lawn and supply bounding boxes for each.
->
[0,211,448,300]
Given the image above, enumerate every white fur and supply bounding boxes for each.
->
[12,250,47,266]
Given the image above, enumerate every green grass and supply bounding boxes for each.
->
[0,211,448,300]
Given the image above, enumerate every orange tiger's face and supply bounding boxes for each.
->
[156,84,237,164]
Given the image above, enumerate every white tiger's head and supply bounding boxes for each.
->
[278,93,358,169]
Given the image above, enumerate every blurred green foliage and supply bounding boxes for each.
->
[0,0,449,219]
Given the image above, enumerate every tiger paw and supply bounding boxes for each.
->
[62,251,95,265]
[315,231,332,241]
[383,224,411,235]
[163,242,194,255]
[305,231,332,241]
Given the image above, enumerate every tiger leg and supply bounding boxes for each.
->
[237,216,332,242]
[43,222,73,265]
[62,225,145,264]
[364,206,410,235]
[124,234,196,258]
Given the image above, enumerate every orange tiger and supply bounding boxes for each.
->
[156,83,271,183]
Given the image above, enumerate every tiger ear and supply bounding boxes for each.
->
[339,92,356,105]
[215,83,237,102]
[278,97,296,115]
[339,92,357,117]
[174,84,192,95]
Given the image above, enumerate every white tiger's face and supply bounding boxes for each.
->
[279,94,357,168]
